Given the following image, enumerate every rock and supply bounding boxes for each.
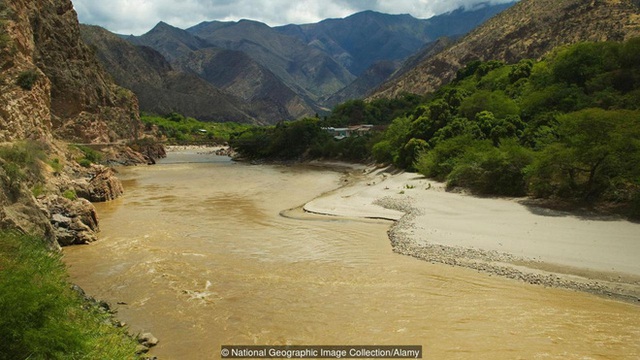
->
[0,167,59,250]
[135,344,150,355]
[138,332,159,347]
[38,195,99,246]
[73,165,124,202]
[102,145,158,166]
[51,213,72,226]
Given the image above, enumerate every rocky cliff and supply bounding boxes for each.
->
[0,0,142,143]
[371,0,640,99]
[0,0,153,248]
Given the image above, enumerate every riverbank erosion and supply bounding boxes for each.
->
[304,167,640,303]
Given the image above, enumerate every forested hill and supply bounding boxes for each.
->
[230,38,640,218]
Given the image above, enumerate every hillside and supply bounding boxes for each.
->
[276,4,514,76]
[371,0,640,99]
[186,19,356,101]
[107,4,515,122]
[0,0,164,247]
[324,60,401,107]
[80,25,267,123]
[117,21,315,122]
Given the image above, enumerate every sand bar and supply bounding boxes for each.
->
[304,167,640,301]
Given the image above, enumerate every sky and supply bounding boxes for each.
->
[73,0,516,36]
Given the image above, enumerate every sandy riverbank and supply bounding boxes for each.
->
[304,166,640,303]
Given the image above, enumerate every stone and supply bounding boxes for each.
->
[138,332,159,347]
[39,195,99,246]
[135,344,150,355]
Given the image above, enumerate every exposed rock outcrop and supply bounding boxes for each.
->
[0,0,161,247]
[72,166,124,202]
[38,195,99,246]
[0,164,58,249]
[1,0,143,143]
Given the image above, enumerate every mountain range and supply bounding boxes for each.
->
[81,3,515,124]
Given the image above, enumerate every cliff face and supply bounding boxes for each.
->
[0,0,150,248]
[0,0,142,143]
[0,0,52,142]
[371,0,640,99]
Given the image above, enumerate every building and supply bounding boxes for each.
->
[322,125,374,140]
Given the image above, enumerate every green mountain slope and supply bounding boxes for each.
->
[371,0,640,100]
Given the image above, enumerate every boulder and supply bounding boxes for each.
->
[39,195,99,246]
[73,165,124,202]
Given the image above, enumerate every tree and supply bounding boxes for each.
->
[527,108,640,200]
[459,90,519,120]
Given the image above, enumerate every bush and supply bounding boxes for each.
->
[77,159,92,168]
[0,231,140,359]
[72,145,102,164]
[415,135,474,181]
[16,69,39,90]
[62,189,77,201]
[447,140,533,196]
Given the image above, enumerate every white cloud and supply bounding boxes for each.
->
[73,0,516,35]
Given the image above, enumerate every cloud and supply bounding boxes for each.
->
[73,0,516,35]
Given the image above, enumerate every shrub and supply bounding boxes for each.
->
[62,189,77,201]
[415,135,474,181]
[16,69,39,90]
[447,140,533,196]
[31,183,45,197]
[0,142,46,192]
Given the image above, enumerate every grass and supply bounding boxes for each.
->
[0,231,140,360]
[0,141,47,196]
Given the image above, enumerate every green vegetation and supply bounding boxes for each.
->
[142,112,252,144]
[62,189,78,201]
[323,94,424,127]
[0,231,140,359]
[0,141,47,197]
[70,145,102,167]
[231,117,378,161]
[16,69,40,90]
[231,38,640,216]
[47,158,63,174]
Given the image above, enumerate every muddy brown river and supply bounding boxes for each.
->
[63,151,640,359]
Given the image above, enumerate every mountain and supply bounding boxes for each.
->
[86,3,516,123]
[186,19,356,101]
[276,4,515,76]
[93,23,315,124]
[324,60,401,107]
[370,0,640,100]
[127,21,210,63]
[81,25,265,123]
[170,48,314,120]
[0,0,152,245]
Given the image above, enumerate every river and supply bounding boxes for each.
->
[63,150,640,359]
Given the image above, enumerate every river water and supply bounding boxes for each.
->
[63,151,640,360]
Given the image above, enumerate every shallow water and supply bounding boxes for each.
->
[63,152,640,359]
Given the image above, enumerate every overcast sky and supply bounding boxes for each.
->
[73,0,516,35]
